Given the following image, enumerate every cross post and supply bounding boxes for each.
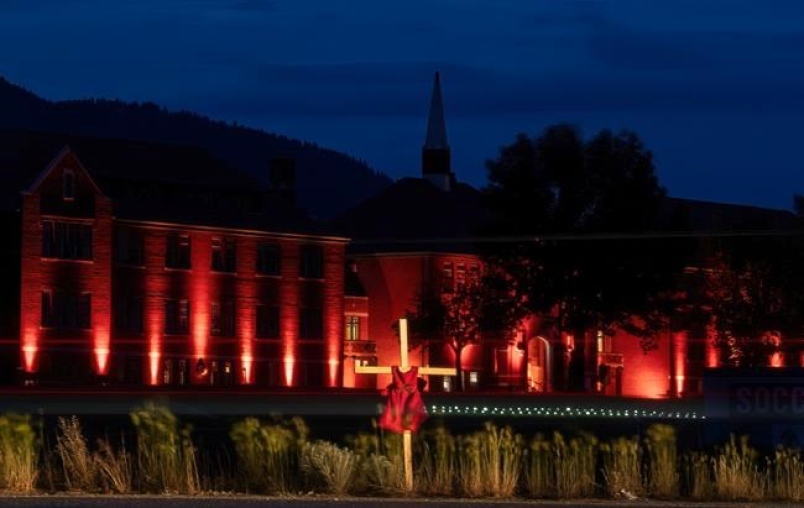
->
[355,318,456,492]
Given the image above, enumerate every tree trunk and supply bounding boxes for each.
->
[568,325,587,392]
[454,346,464,392]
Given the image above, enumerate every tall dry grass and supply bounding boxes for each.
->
[600,435,642,498]
[0,413,38,492]
[772,447,804,501]
[644,423,679,498]
[524,433,554,498]
[13,409,804,503]
[682,451,714,500]
[712,434,767,501]
[130,402,198,494]
[416,424,456,496]
[346,427,404,495]
[229,415,308,495]
[55,416,96,491]
[553,431,597,498]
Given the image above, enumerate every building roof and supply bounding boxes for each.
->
[0,128,341,238]
[663,197,800,232]
[335,175,801,256]
[332,177,490,254]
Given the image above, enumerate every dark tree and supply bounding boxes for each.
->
[482,124,689,391]
[703,233,804,367]
[402,274,524,392]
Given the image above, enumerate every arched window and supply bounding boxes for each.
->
[63,170,75,201]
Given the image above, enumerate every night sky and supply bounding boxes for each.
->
[2,0,803,210]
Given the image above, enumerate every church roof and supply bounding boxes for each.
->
[332,177,490,254]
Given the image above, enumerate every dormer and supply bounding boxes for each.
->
[26,146,106,218]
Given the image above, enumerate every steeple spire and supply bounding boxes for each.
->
[422,71,453,191]
[424,71,449,150]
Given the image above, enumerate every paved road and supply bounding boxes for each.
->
[0,496,788,508]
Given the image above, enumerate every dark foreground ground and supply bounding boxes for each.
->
[0,497,793,508]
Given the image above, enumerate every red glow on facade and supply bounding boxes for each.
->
[148,347,160,386]
[327,356,339,387]
[191,236,211,365]
[770,351,784,367]
[241,353,253,384]
[93,328,111,375]
[673,331,688,397]
[21,330,38,372]
[283,353,295,387]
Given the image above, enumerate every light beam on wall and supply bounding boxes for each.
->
[21,329,38,372]
[93,328,111,375]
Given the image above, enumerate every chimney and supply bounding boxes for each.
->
[268,156,296,204]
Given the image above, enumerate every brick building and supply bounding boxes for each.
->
[0,75,800,399]
[335,73,802,398]
[1,130,347,389]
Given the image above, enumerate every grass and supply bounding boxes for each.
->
[130,402,198,494]
[0,413,38,492]
[6,408,804,502]
[600,435,642,498]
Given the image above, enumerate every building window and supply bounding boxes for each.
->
[256,305,280,339]
[299,308,323,340]
[165,299,190,335]
[596,330,612,354]
[115,228,144,266]
[456,263,467,288]
[42,221,93,260]
[114,295,143,333]
[345,315,360,341]
[300,245,323,279]
[469,264,481,284]
[211,301,235,337]
[257,241,281,275]
[441,261,454,293]
[41,290,91,329]
[63,170,75,201]
[211,236,236,273]
[166,234,191,269]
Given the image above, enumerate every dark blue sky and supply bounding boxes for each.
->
[2,0,803,210]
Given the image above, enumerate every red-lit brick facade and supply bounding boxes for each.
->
[15,145,348,389]
[2,76,800,401]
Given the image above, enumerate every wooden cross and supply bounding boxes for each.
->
[355,318,456,492]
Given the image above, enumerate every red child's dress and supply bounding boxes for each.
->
[378,366,427,433]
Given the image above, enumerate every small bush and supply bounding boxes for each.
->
[301,440,358,495]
